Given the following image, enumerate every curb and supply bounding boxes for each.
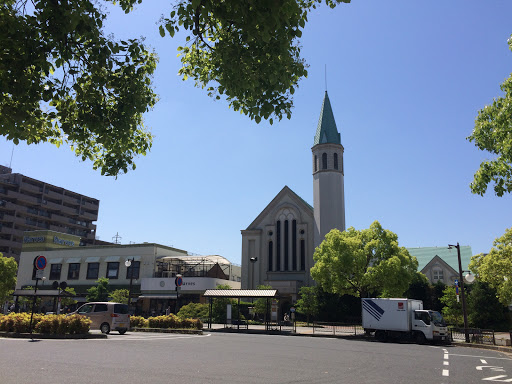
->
[0,331,107,339]
[131,327,203,335]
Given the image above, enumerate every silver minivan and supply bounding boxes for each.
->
[74,302,130,334]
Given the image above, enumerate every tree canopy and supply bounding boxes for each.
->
[0,253,17,304]
[310,221,418,298]
[86,277,110,301]
[1,0,350,176]
[469,227,512,306]
[467,34,512,196]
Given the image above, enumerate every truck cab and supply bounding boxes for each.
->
[413,310,448,342]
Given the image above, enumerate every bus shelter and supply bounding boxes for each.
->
[203,289,278,331]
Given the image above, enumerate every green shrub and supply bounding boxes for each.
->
[130,316,148,328]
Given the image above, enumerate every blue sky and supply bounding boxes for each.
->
[1,0,511,264]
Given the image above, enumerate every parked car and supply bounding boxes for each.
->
[73,302,130,334]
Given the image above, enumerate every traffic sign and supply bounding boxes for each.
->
[175,276,183,287]
[290,307,296,313]
[34,255,47,270]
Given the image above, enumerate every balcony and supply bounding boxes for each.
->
[0,238,22,251]
[45,189,63,200]
[8,190,40,205]
[0,225,22,237]
[80,210,97,220]
[59,204,78,216]
[19,183,43,194]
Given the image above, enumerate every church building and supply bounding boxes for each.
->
[241,91,345,304]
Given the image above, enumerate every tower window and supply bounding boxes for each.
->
[268,241,273,271]
[334,153,338,170]
[322,153,327,170]
[314,155,318,172]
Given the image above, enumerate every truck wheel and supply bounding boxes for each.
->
[416,332,426,345]
[375,330,387,342]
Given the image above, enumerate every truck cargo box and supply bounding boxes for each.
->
[362,298,423,332]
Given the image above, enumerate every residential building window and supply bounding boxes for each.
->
[87,263,99,279]
[322,153,327,169]
[334,153,338,170]
[49,264,62,280]
[67,263,80,280]
[126,261,140,279]
[433,269,444,282]
[107,262,119,279]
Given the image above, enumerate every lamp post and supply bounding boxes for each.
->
[448,243,475,343]
[125,258,135,311]
[175,273,182,314]
[250,257,258,290]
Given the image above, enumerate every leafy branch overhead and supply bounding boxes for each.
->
[0,0,349,175]
[159,0,350,125]
[467,34,512,196]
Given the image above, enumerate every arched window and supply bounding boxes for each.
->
[334,153,338,170]
[268,241,273,271]
[314,155,318,172]
[276,221,281,271]
[284,220,289,271]
[322,153,327,169]
[300,239,305,271]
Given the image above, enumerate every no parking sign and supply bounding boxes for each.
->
[34,255,47,270]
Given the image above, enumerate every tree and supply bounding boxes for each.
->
[1,1,350,175]
[295,286,319,325]
[211,284,232,323]
[440,285,463,327]
[467,34,512,196]
[310,221,418,298]
[60,287,77,308]
[1,0,157,176]
[253,284,274,320]
[468,227,512,306]
[0,253,17,305]
[86,277,110,302]
[404,272,431,305]
[160,0,350,125]
[467,281,510,330]
[109,289,129,304]
[177,302,209,320]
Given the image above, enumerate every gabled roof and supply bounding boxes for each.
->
[407,246,473,272]
[313,91,341,145]
[420,255,458,276]
[245,186,313,230]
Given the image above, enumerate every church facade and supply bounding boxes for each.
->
[241,92,345,304]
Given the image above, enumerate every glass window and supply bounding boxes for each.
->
[107,262,119,279]
[433,269,444,281]
[322,153,327,169]
[114,304,129,314]
[126,261,140,279]
[77,304,93,314]
[314,155,318,172]
[334,153,338,170]
[67,263,80,280]
[49,264,62,280]
[87,263,99,279]
[94,304,108,312]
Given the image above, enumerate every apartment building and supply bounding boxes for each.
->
[0,165,99,262]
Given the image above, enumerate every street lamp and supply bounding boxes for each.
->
[250,257,258,290]
[448,243,474,343]
[175,273,182,314]
[125,258,135,311]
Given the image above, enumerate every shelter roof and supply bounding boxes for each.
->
[203,289,278,298]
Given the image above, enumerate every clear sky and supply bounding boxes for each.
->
[1,0,511,265]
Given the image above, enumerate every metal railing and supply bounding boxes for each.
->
[312,322,365,336]
[450,328,496,345]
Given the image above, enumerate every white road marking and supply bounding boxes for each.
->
[444,353,449,360]
[482,375,512,382]
[481,359,488,364]
[442,369,449,377]
[443,361,449,366]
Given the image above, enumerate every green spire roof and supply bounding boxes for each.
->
[314,91,341,145]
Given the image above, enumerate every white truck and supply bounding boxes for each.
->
[362,298,449,343]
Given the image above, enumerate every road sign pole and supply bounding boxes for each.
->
[28,276,40,338]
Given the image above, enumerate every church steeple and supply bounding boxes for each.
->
[312,91,345,248]
[313,91,341,145]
